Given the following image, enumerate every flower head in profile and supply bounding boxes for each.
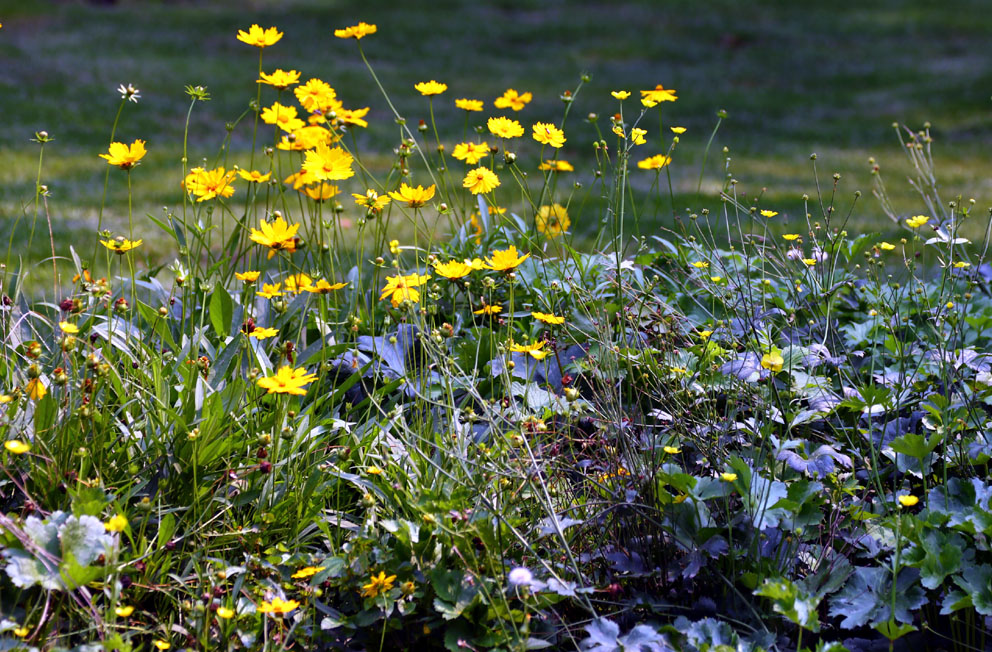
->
[249,216,299,258]
[532,122,566,148]
[283,273,313,294]
[335,106,370,128]
[237,24,283,48]
[26,379,46,401]
[484,245,530,271]
[782,234,801,242]
[494,89,532,111]
[637,154,671,170]
[720,472,737,482]
[235,271,261,284]
[474,304,502,315]
[303,143,355,181]
[258,69,301,90]
[152,640,171,651]
[183,167,237,202]
[334,22,377,40]
[389,183,436,208]
[760,210,778,218]
[257,366,318,396]
[532,312,564,325]
[353,189,391,213]
[380,273,430,307]
[99,139,146,169]
[462,167,500,195]
[101,237,143,254]
[257,597,301,615]
[452,142,491,165]
[433,260,474,279]
[611,90,630,100]
[671,126,687,134]
[261,102,305,133]
[455,98,484,112]
[536,204,570,237]
[302,183,340,202]
[509,340,549,360]
[360,571,397,599]
[4,440,30,455]
[906,215,930,229]
[640,84,677,106]
[487,116,525,139]
[306,279,348,294]
[238,169,271,184]
[539,159,574,172]
[414,80,447,96]
[292,566,326,579]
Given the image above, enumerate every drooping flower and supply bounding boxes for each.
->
[455,98,484,112]
[637,154,672,170]
[531,122,566,148]
[487,116,525,139]
[539,159,574,172]
[353,189,391,213]
[236,24,283,48]
[452,142,491,165]
[100,237,143,254]
[4,440,30,455]
[302,143,355,181]
[414,80,447,96]
[257,69,301,90]
[257,597,301,615]
[536,204,570,237]
[379,273,431,307]
[257,366,318,396]
[531,312,564,325]
[484,245,530,271]
[183,167,238,202]
[99,140,146,169]
[261,102,305,133]
[494,89,532,111]
[360,571,397,599]
[238,169,272,183]
[509,340,549,360]
[333,22,377,40]
[104,514,128,532]
[388,183,436,208]
[640,84,678,106]
[462,167,500,195]
[433,260,474,279]
[249,216,300,258]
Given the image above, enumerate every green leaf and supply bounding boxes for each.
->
[755,577,821,631]
[208,285,234,337]
[873,619,916,641]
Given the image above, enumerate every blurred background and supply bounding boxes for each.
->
[1,0,990,280]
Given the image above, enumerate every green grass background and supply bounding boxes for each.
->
[1,0,991,287]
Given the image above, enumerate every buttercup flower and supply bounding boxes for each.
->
[487,116,525,139]
[494,89,532,111]
[257,69,301,90]
[257,366,318,396]
[641,84,678,106]
[414,80,447,96]
[99,140,146,169]
[152,640,171,651]
[663,446,681,454]
[115,605,134,618]
[334,22,377,40]
[4,440,30,455]
[353,189,391,213]
[388,183,436,208]
[361,571,397,599]
[532,312,565,325]
[59,321,79,334]
[954,261,971,268]
[101,237,143,254]
[380,273,430,307]
[462,167,500,195]
[261,102,305,133]
[452,142,491,165]
[532,122,566,148]
[238,169,272,183]
[257,597,300,615]
[536,204,570,237]
[637,154,672,170]
[671,126,687,134]
[237,24,282,48]
[761,351,784,372]
[433,260,475,279]
[906,215,930,229]
[898,494,919,507]
[509,340,549,360]
[611,90,630,100]
[455,98,484,111]
[760,210,778,218]
[720,472,737,482]
[292,566,326,579]
[249,216,300,258]
[782,234,801,241]
[216,607,235,619]
[235,271,261,283]
[539,159,574,172]
[485,245,530,271]
[879,242,896,251]
[104,514,128,532]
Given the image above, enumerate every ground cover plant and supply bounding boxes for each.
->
[3,13,992,652]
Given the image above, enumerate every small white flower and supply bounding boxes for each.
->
[507,567,533,588]
[117,83,141,103]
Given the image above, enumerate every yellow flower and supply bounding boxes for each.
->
[474,304,502,315]
[26,378,47,401]
[380,273,430,307]
[389,240,401,255]
[879,242,896,251]
[257,69,301,90]
[302,183,340,202]
[261,102,305,133]
[236,271,261,284]
[257,366,318,396]
[249,216,300,258]
[509,340,549,360]
[4,440,30,455]
[494,89,532,111]
[152,640,171,651]
[99,140,147,169]
[532,122,566,148]
[452,142,491,165]
[630,128,647,145]
[690,261,709,269]
[640,84,678,105]
[256,283,284,299]
[782,234,801,241]
[335,106,370,128]
[257,597,301,615]
[353,189,391,213]
[954,261,971,269]
[462,167,500,195]
[663,446,681,454]
[484,245,530,271]
[671,126,687,134]
[283,273,313,294]
[361,571,397,599]
[306,279,348,294]
[538,159,574,172]
[802,258,816,267]
[115,606,134,618]
[334,22,377,40]
[487,116,525,139]
[238,169,272,183]
[720,472,737,482]
[59,321,79,334]
[216,606,235,619]
[760,210,778,218]
[434,260,474,279]
[236,24,282,48]
[898,494,919,508]
[388,183,436,208]
[294,78,339,113]
[611,90,630,100]
[670,366,687,375]
[278,126,336,151]
[292,566,326,579]
[761,352,784,372]
[414,80,447,96]
[536,204,570,237]
[710,276,723,283]
[455,98,484,112]
[906,215,930,229]
[366,466,383,475]
[104,514,128,533]
[698,330,713,340]
[532,312,565,325]
[248,327,279,340]
[12,626,29,638]
[183,167,238,202]
[637,154,671,170]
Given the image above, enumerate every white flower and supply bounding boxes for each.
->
[507,567,534,588]
[117,83,141,103]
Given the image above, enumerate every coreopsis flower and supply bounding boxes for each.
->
[360,571,397,599]
[802,258,817,267]
[487,116,524,139]
[104,514,128,532]
[379,273,430,307]
[671,126,687,134]
[216,607,235,619]
[101,237,143,254]
[302,183,340,202]
[283,273,313,294]
[455,98,484,111]
[494,88,532,111]
[433,260,474,279]
[294,78,339,113]
[292,566,326,579]
[257,597,301,615]
[353,189,391,213]
[690,261,709,269]
[334,22,377,40]
[414,80,447,96]
[184,167,238,201]
[388,183,436,208]
[611,90,630,100]
[249,216,300,258]
[248,327,278,340]
[235,271,261,283]
[532,122,566,148]
[261,102,305,133]
[760,210,778,218]
[258,69,301,90]
[464,257,485,270]
[640,84,677,106]
[630,128,647,145]
[306,279,348,294]
[302,143,355,181]
[898,495,919,507]
[284,168,320,189]
[462,167,500,195]
[474,304,502,315]
[256,283,284,299]
[720,472,737,482]
[238,169,272,183]
[484,245,530,271]
[115,606,135,618]
[761,351,784,372]
[539,159,574,172]
[637,154,672,170]
[4,440,30,454]
[509,340,549,360]
[335,107,370,128]
[906,215,930,229]
[257,366,318,396]
[452,142,491,165]
[59,321,79,334]
[278,126,336,151]
[536,204,570,237]
[99,139,146,169]
[237,24,282,48]
[531,312,564,325]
